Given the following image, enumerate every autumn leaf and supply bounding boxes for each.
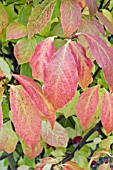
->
[101,90,113,134]
[14,37,37,64]
[86,0,97,16]
[0,103,3,130]
[83,34,113,92]
[21,138,44,159]
[42,120,68,147]
[76,86,99,130]
[43,41,78,109]
[30,37,55,82]
[10,86,42,149]
[69,41,93,89]
[12,74,56,128]
[6,22,27,40]
[60,0,81,36]
[62,161,84,170]
[0,2,9,34]
[27,0,56,38]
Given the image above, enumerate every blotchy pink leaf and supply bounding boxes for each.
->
[43,41,78,109]
[6,22,27,40]
[30,37,54,82]
[83,34,113,92]
[14,37,37,64]
[60,0,81,36]
[12,74,56,128]
[76,86,99,130]
[96,11,113,34]
[101,90,113,134]
[62,161,84,170]
[27,0,56,38]
[86,0,97,16]
[42,120,68,147]
[21,138,44,159]
[0,104,3,130]
[69,41,93,89]
[10,86,42,149]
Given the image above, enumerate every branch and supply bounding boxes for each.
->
[98,0,104,10]
[7,153,17,170]
[93,66,102,80]
[0,153,10,161]
[103,0,111,9]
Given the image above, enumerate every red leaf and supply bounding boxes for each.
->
[60,0,81,36]
[43,41,78,109]
[21,138,44,159]
[101,90,113,134]
[96,11,113,34]
[76,86,99,130]
[69,41,93,89]
[10,86,42,149]
[83,34,113,92]
[6,22,27,40]
[86,0,97,16]
[30,37,54,82]
[12,74,56,128]
[42,120,68,147]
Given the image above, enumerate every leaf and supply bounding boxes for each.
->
[83,34,113,92]
[60,0,81,36]
[42,120,68,147]
[102,136,113,150]
[14,37,37,64]
[58,91,80,118]
[30,37,55,82]
[12,74,56,128]
[6,22,27,40]
[76,86,99,130]
[0,104,3,130]
[21,138,44,159]
[0,68,4,101]
[98,163,111,170]
[62,161,84,170]
[0,2,9,34]
[101,90,113,134]
[20,63,32,78]
[96,11,113,34]
[27,0,56,38]
[17,165,30,170]
[10,86,42,149]
[77,0,86,9]
[43,41,78,109]
[69,41,93,89]
[86,0,97,16]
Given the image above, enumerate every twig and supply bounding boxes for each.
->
[93,66,102,80]
[7,153,17,170]
[0,153,10,160]
[103,0,111,9]
[98,0,105,10]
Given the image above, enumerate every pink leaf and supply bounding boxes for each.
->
[14,37,37,64]
[62,161,84,170]
[6,22,27,40]
[76,86,99,130]
[30,37,55,81]
[12,74,56,128]
[96,11,113,34]
[69,41,93,89]
[101,90,113,134]
[60,0,81,36]
[86,0,97,16]
[42,120,68,147]
[83,34,113,92]
[21,138,44,159]
[10,86,42,149]
[0,103,3,130]
[43,41,78,109]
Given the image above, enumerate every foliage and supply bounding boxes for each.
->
[0,0,113,169]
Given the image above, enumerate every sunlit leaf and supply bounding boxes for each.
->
[30,37,54,82]
[12,74,56,128]
[21,138,44,159]
[43,41,78,109]
[76,86,99,130]
[0,2,9,34]
[101,90,113,134]
[6,22,27,40]
[69,41,93,89]
[14,37,37,64]
[83,34,113,92]
[10,86,42,149]
[102,136,113,150]
[27,0,56,38]
[86,0,97,16]
[96,11,113,34]
[62,161,84,170]
[60,0,81,36]
[42,120,68,147]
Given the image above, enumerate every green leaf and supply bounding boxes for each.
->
[6,4,17,22]
[23,156,35,168]
[20,62,32,78]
